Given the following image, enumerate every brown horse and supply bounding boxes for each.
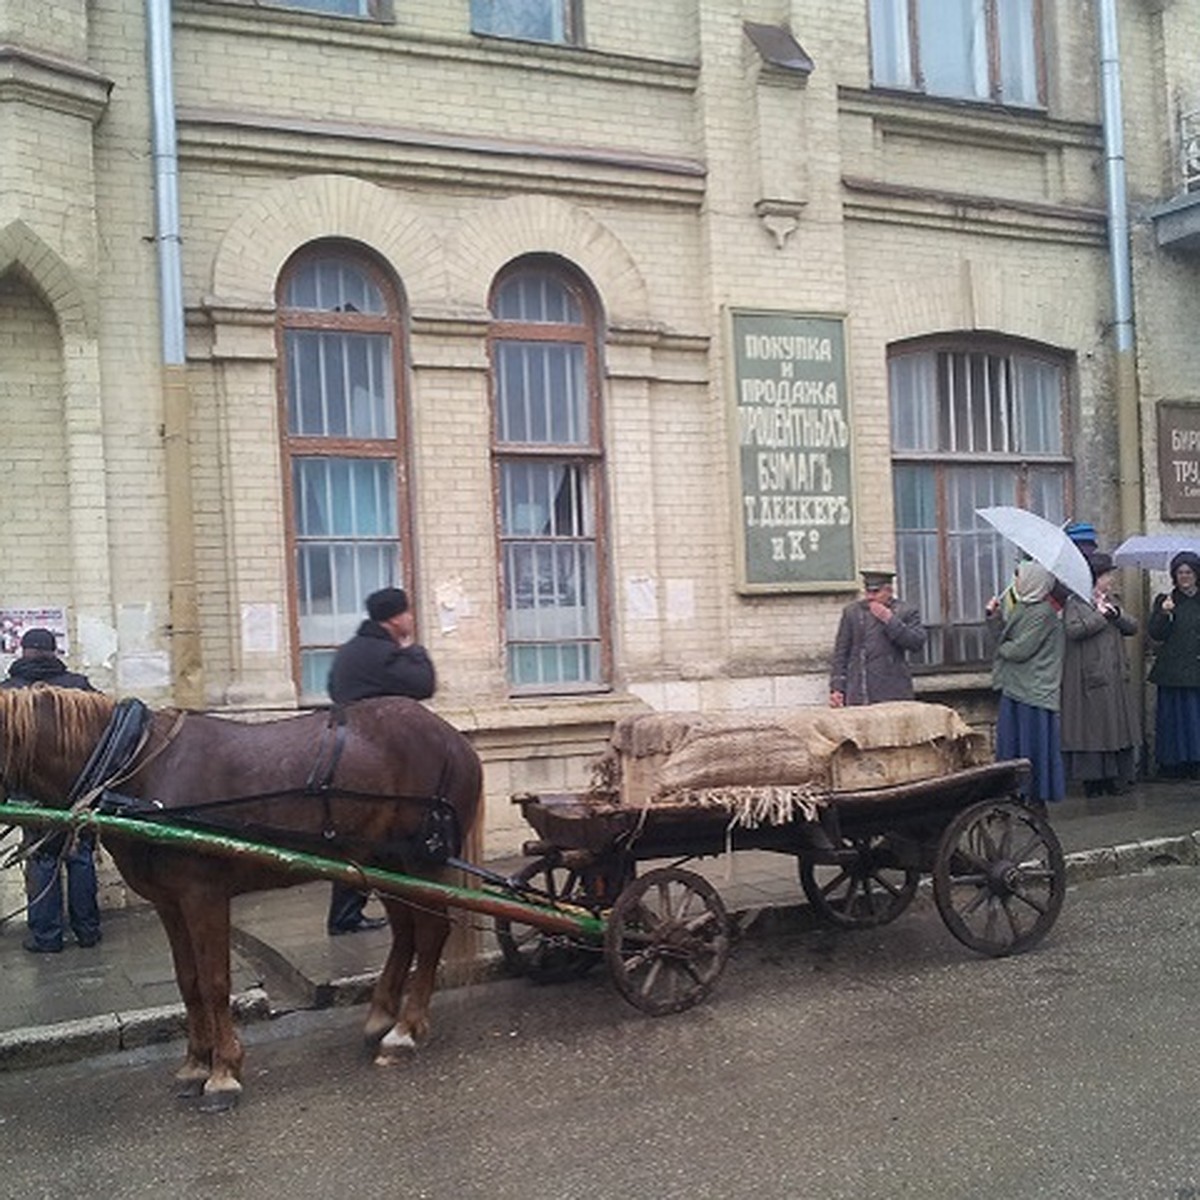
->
[0,686,482,1110]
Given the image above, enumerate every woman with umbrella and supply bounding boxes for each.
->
[1060,552,1139,795]
[987,560,1066,806]
[1147,550,1200,778]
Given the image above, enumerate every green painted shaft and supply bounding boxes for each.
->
[1,802,607,939]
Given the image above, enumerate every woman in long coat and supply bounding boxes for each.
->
[988,560,1066,806]
[1148,549,1200,777]
[1060,553,1139,795]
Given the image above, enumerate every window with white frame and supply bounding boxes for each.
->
[889,338,1071,668]
[471,0,582,46]
[277,246,412,701]
[869,0,1043,108]
[490,261,608,691]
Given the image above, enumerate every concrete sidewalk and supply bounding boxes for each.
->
[3,778,1200,1070]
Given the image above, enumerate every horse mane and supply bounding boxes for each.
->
[0,686,116,794]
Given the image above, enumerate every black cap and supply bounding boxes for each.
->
[20,628,57,652]
[861,570,895,590]
[366,587,409,622]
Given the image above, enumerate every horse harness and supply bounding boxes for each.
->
[79,703,463,870]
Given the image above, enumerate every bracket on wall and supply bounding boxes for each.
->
[754,198,807,249]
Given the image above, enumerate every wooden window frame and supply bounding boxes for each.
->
[868,0,1047,109]
[276,243,414,701]
[488,261,611,694]
[889,335,1072,671]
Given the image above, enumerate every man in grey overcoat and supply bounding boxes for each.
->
[829,570,926,707]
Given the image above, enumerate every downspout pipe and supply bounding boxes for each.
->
[1097,0,1146,742]
[147,0,204,707]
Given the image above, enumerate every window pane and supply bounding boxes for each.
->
[285,331,395,438]
[869,0,913,88]
[494,341,587,445]
[493,273,582,323]
[471,0,573,45]
[997,0,1039,106]
[917,0,988,100]
[278,0,371,14]
[1013,358,1063,454]
[293,458,397,538]
[284,260,385,314]
[889,352,938,451]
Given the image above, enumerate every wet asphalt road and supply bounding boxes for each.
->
[2,868,1200,1200]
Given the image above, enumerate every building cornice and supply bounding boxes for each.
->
[176,107,706,208]
[0,44,112,122]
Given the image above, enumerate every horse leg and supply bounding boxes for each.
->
[177,890,244,1112]
[363,899,414,1049]
[375,905,451,1066]
[154,899,212,1096]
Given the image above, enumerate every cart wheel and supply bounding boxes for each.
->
[798,834,920,928]
[932,800,1066,957]
[495,861,601,984]
[604,866,730,1016]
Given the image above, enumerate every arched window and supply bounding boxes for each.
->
[489,260,609,692]
[889,336,1071,668]
[277,245,411,701]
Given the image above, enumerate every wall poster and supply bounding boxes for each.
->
[728,309,856,592]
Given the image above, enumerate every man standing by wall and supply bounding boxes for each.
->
[829,570,926,707]
[2,628,102,953]
[325,587,436,935]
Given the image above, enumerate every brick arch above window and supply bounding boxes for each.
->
[450,194,650,328]
[210,175,437,312]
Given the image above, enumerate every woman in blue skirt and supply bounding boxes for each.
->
[987,560,1066,806]
[1147,550,1200,777]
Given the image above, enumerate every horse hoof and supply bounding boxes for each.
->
[197,1088,240,1114]
[175,1078,206,1101]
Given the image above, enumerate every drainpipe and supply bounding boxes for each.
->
[1097,0,1146,740]
[147,0,204,708]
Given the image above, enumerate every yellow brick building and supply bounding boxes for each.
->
[3,0,1200,856]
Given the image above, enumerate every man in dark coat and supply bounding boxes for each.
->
[829,571,926,707]
[325,587,436,934]
[2,628,102,953]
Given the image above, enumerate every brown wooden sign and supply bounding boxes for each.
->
[1158,401,1200,520]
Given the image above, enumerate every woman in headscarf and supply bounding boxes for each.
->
[1060,552,1139,795]
[1147,550,1200,778]
[987,560,1066,805]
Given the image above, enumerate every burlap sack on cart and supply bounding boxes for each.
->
[591,701,988,826]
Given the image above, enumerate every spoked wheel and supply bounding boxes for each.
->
[495,860,602,984]
[604,866,730,1016]
[933,799,1066,957]
[799,834,920,929]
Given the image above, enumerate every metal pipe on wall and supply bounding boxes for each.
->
[1097,0,1146,740]
[147,0,204,707]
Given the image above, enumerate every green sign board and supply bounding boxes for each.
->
[728,309,856,592]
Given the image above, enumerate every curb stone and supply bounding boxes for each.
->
[3,835,1198,1071]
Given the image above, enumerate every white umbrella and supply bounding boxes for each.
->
[1112,533,1200,572]
[976,506,1094,601]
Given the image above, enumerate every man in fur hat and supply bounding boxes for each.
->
[324,586,436,934]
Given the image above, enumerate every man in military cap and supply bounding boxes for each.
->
[829,570,926,707]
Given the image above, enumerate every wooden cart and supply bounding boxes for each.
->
[496,758,1066,1016]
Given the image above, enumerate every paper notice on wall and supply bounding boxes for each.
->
[242,603,280,654]
[625,576,658,622]
[0,607,67,656]
[435,579,471,635]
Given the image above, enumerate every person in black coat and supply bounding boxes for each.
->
[325,587,437,934]
[2,628,102,953]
